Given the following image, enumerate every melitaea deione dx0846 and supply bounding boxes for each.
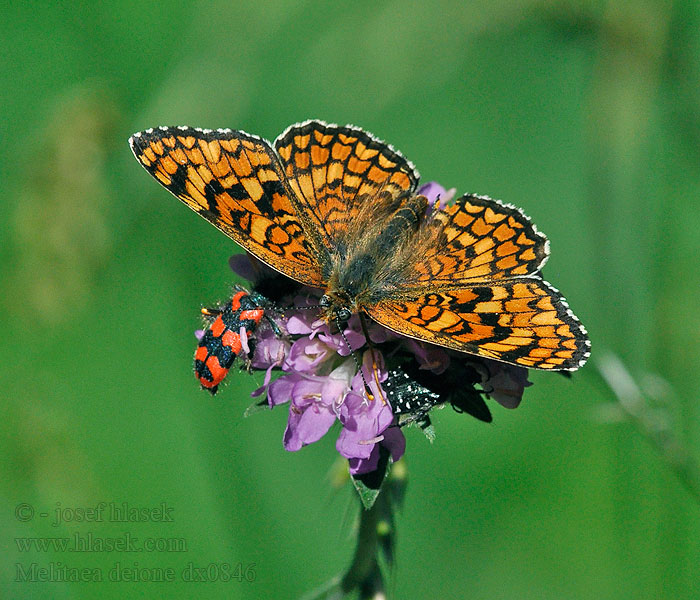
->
[129,120,590,371]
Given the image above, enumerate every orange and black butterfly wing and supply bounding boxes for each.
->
[367,280,590,370]
[366,193,589,370]
[404,194,549,287]
[129,126,327,287]
[274,120,419,254]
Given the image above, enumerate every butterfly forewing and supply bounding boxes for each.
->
[129,127,325,287]
[274,121,419,254]
[367,280,589,370]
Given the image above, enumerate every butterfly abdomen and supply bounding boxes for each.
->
[373,194,427,256]
[194,291,266,394]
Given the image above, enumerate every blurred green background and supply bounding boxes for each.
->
[2,1,700,598]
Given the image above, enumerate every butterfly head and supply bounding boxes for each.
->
[319,293,354,326]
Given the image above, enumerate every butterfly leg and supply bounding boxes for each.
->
[358,312,388,405]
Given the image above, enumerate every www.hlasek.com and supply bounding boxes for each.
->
[16,532,186,553]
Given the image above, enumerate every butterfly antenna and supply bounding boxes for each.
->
[263,313,282,337]
[284,303,321,310]
[335,316,375,402]
[274,302,322,324]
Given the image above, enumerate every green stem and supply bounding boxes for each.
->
[341,460,407,599]
[340,489,385,597]
[597,353,700,503]
[301,460,406,599]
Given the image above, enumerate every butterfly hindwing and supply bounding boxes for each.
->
[129,126,326,286]
[367,279,590,370]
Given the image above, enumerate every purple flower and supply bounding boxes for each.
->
[417,181,457,213]
[281,360,355,451]
[249,327,290,397]
[229,253,279,285]
[337,352,405,474]
[403,339,451,375]
[255,300,400,465]
[476,360,532,409]
[222,176,535,477]
[349,426,406,475]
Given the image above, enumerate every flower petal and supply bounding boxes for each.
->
[479,360,532,409]
[348,446,380,475]
[267,374,297,406]
[283,396,337,451]
[381,426,406,463]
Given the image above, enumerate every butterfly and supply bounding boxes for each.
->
[130,120,590,371]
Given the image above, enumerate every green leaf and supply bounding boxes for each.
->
[420,421,437,443]
[243,398,269,418]
[351,446,391,510]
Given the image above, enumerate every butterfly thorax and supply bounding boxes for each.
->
[321,194,429,322]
